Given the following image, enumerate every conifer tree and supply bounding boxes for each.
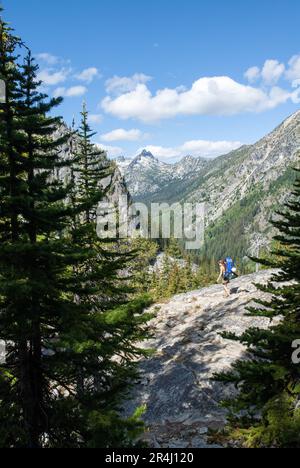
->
[0,9,23,244]
[0,25,73,444]
[216,167,300,448]
[70,102,138,309]
[0,13,151,447]
[129,238,158,294]
[166,237,182,259]
[73,102,109,223]
[166,263,179,296]
[0,10,28,446]
[182,255,197,291]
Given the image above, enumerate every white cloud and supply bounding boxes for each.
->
[100,128,144,142]
[286,55,300,85]
[180,139,243,157]
[267,86,297,107]
[246,60,285,85]
[246,56,300,87]
[102,76,300,123]
[76,67,100,83]
[36,53,60,65]
[38,68,70,86]
[88,114,103,124]
[244,66,260,83]
[139,145,181,160]
[105,73,152,95]
[139,140,243,160]
[53,86,87,98]
[261,59,285,84]
[292,79,300,88]
[96,144,123,158]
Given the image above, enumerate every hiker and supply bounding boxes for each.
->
[217,260,230,297]
[217,257,238,297]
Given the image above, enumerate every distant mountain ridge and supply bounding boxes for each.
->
[116,150,209,198]
[116,110,300,260]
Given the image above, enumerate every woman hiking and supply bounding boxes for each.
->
[217,257,237,297]
[217,259,230,297]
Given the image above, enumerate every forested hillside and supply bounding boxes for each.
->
[118,112,300,262]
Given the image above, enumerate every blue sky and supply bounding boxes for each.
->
[4,0,300,161]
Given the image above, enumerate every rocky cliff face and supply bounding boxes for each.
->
[123,269,280,449]
[188,110,300,222]
[53,123,130,206]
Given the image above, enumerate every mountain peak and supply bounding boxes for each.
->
[140,149,155,159]
[130,149,157,166]
[181,155,195,162]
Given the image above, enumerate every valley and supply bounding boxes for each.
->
[117,111,300,260]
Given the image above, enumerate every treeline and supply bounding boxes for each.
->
[139,239,218,301]
[0,10,152,448]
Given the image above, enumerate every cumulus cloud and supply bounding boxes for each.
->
[246,60,285,85]
[100,128,145,142]
[292,79,300,88]
[139,145,180,160]
[180,139,243,157]
[88,114,103,124]
[286,55,300,86]
[261,59,285,84]
[244,66,260,83]
[36,53,60,65]
[37,68,70,86]
[37,54,100,90]
[138,140,243,160]
[53,86,87,98]
[246,55,300,88]
[105,73,152,95]
[76,67,100,83]
[96,144,123,158]
[102,76,300,123]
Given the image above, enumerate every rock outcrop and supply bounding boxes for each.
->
[148,253,199,274]
[53,123,130,207]
[123,269,280,448]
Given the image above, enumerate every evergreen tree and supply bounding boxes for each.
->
[0,10,27,446]
[0,28,74,445]
[0,9,23,245]
[166,237,182,259]
[216,167,300,448]
[182,255,197,291]
[166,263,181,296]
[73,102,109,224]
[0,15,151,447]
[129,238,158,294]
[70,102,140,310]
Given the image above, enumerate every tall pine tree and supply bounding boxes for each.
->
[0,11,151,448]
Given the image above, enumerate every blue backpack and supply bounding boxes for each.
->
[225,257,234,275]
